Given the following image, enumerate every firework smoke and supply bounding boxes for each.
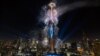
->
[39,1,99,23]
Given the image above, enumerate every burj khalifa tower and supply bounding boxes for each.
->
[43,0,59,53]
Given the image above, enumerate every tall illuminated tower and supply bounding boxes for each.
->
[42,0,58,53]
[47,1,58,53]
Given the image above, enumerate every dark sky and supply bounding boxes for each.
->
[1,0,100,40]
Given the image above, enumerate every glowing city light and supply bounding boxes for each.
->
[42,37,49,46]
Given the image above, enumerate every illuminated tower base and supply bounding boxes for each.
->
[46,53,63,56]
[49,38,55,53]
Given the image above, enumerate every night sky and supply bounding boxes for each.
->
[1,0,100,40]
